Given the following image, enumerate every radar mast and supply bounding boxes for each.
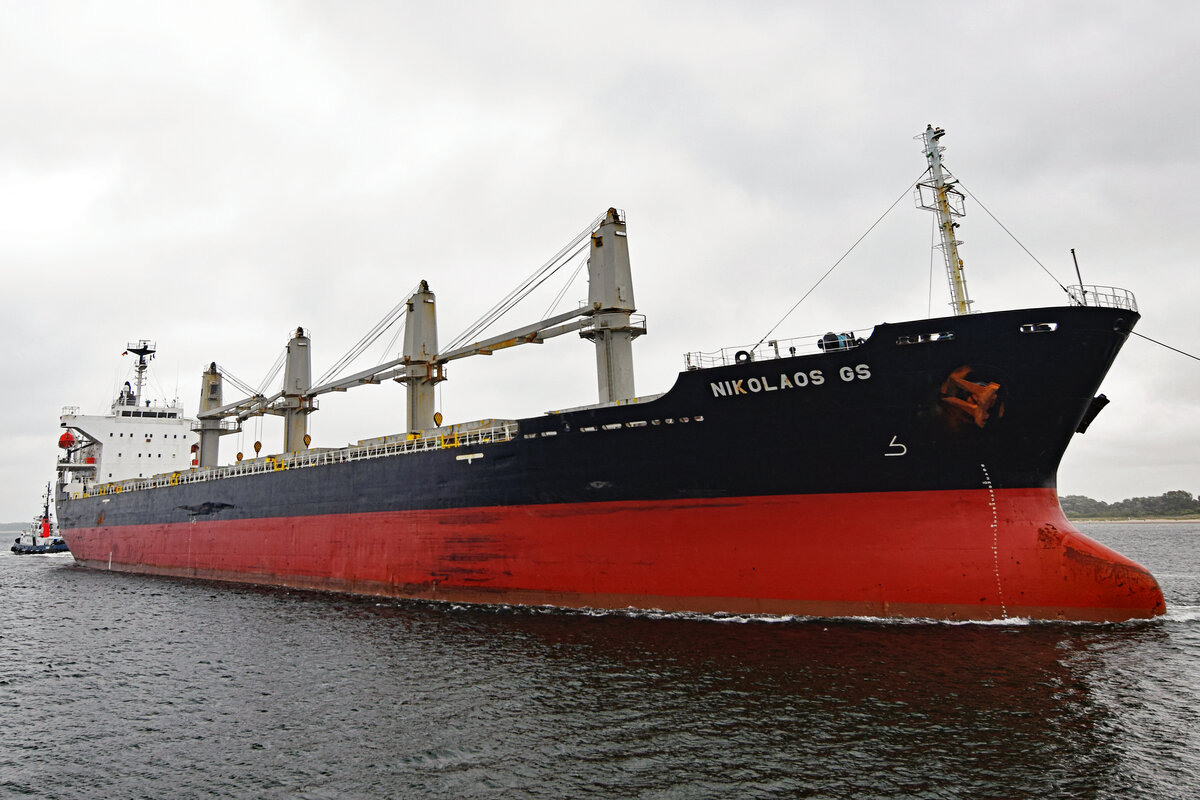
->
[125,340,156,406]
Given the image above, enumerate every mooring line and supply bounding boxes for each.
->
[1129,330,1200,362]
[980,463,1007,619]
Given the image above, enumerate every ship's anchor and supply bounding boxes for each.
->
[940,365,1003,428]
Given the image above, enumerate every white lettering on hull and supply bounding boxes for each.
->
[709,365,870,399]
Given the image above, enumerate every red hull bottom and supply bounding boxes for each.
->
[63,488,1164,622]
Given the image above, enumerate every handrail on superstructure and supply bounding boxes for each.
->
[190,419,240,434]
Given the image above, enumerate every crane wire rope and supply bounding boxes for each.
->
[380,313,406,360]
[498,238,590,329]
[215,365,259,398]
[542,250,590,319]
[448,237,590,350]
[315,282,420,387]
[256,351,287,395]
[446,211,606,352]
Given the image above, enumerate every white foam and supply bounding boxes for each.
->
[394,598,1171,627]
[1165,605,1200,623]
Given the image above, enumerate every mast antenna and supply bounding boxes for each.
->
[1071,248,1088,305]
[915,125,972,315]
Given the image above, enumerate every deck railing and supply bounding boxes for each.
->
[684,329,872,370]
[1067,285,1138,313]
[72,422,520,499]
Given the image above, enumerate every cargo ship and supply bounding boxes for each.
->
[55,127,1165,621]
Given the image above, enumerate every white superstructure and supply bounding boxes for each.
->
[57,341,197,494]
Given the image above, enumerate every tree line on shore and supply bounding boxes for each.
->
[1061,490,1200,519]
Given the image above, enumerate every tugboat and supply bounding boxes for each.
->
[11,484,69,555]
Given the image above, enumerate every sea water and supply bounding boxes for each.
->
[1,522,1197,799]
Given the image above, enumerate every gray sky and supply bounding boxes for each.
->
[3,1,1198,518]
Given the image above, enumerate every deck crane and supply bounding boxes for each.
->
[193,208,645,466]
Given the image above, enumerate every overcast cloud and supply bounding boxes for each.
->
[2,1,1197,517]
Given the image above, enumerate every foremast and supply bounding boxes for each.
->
[917,125,972,316]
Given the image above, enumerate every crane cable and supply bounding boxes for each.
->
[315,282,420,387]
[256,351,286,395]
[542,249,590,319]
[215,365,258,398]
[446,211,606,351]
